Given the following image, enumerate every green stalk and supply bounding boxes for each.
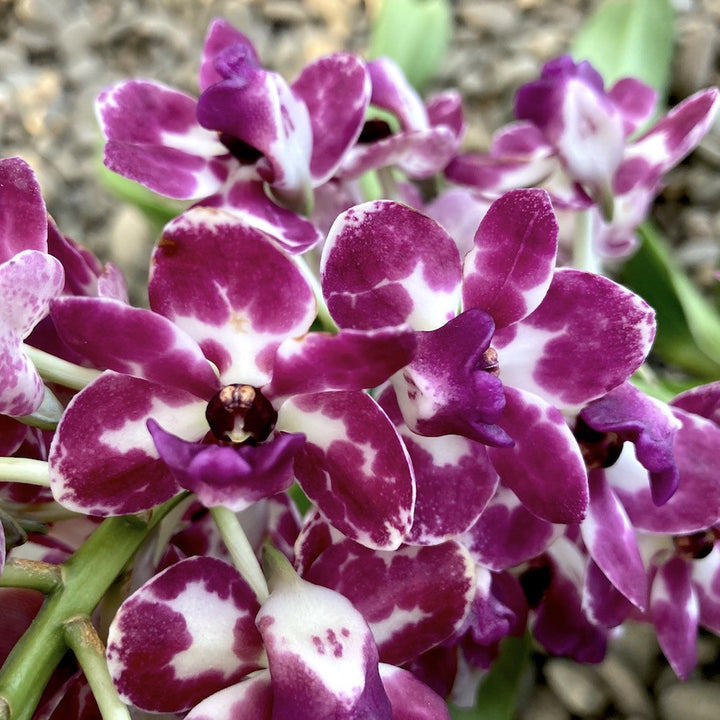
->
[23,345,101,391]
[0,496,183,720]
[0,560,62,594]
[0,458,50,487]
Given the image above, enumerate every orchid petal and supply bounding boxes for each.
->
[489,386,588,523]
[462,189,558,328]
[671,380,720,425]
[278,390,414,550]
[150,207,316,387]
[583,559,635,628]
[51,297,220,399]
[427,90,465,137]
[495,268,655,408]
[256,569,392,720]
[0,251,64,417]
[607,78,657,135]
[693,547,720,634]
[303,536,475,665]
[461,483,561,571]
[199,19,260,92]
[379,664,451,720]
[322,200,461,331]
[266,327,416,403]
[0,157,47,262]
[96,81,228,198]
[292,53,370,185]
[185,672,273,720]
[49,372,208,515]
[651,556,699,680]
[581,470,647,610]
[368,58,428,132]
[107,556,264,713]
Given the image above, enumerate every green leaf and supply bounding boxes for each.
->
[449,632,532,720]
[618,221,720,381]
[570,0,675,97]
[367,0,452,91]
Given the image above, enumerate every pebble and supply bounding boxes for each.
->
[658,681,720,720]
[518,686,571,720]
[596,653,654,718]
[544,658,610,716]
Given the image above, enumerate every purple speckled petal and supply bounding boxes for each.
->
[671,380,720,425]
[427,90,465,137]
[256,569,392,720]
[96,81,228,198]
[461,483,561,571]
[390,310,512,447]
[425,188,490,258]
[267,327,416,402]
[292,53,370,184]
[0,157,47,262]
[693,547,720,634]
[462,189,558,328]
[494,268,656,408]
[107,556,264,713]
[150,207,316,387]
[49,372,208,515]
[580,382,681,505]
[651,556,698,680]
[0,251,64,417]
[322,200,461,331]
[341,126,459,180]
[379,664,451,720]
[277,390,414,550]
[607,78,657,135]
[620,88,719,194]
[185,672,273,720]
[368,58,429,132]
[582,558,635,628]
[302,536,475,665]
[201,179,323,254]
[488,386,588,524]
[51,297,220,399]
[148,420,304,511]
[198,19,260,92]
[607,408,720,534]
[581,470,647,610]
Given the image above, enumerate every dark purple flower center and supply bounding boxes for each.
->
[673,529,718,560]
[573,417,623,470]
[205,384,277,444]
[519,563,553,608]
[357,119,394,144]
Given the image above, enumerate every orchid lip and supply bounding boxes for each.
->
[205,384,277,443]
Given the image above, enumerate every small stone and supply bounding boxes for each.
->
[262,0,309,25]
[597,653,654,718]
[518,686,570,720]
[544,658,610,717]
[459,1,519,36]
[673,19,717,95]
[610,622,660,683]
[658,680,720,720]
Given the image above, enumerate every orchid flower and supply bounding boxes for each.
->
[48,207,416,550]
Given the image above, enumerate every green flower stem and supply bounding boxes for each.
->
[0,559,63,594]
[63,616,131,720]
[0,458,50,487]
[23,344,102,391]
[210,506,269,603]
[294,255,338,333]
[572,209,601,275]
[0,496,183,720]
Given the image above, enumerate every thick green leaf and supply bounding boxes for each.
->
[570,0,675,97]
[618,222,720,380]
[449,632,532,720]
[367,0,452,91]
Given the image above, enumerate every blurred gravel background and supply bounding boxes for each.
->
[2,1,720,718]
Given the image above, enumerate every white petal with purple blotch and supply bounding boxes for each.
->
[0,251,64,417]
[494,268,655,408]
[462,189,558,329]
[368,58,429,132]
[277,390,415,550]
[321,201,462,331]
[379,664,451,720]
[693,546,720,634]
[185,671,273,720]
[150,207,316,387]
[107,556,264,713]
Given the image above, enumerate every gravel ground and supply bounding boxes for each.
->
[2,0,720,718]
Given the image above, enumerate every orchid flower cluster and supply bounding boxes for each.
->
[1,16,720,720]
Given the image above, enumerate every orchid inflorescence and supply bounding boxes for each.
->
[1,16,720,720]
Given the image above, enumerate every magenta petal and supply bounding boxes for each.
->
[0,157,47,262]
[107,556,264,713]
[693,547,720,634]
[671,380,720,425]
[581,470,647,610]
[427,90,465,138]
[322,200,461,331]
[278,390,415,550]
[391,310,512,447]
[51,297,219,399]
[583,559,635,628]
[267,327,416,402]
[379,664,451,720]
[256,572,391,720]
[303,537,475,665]
[49,373,208,515]
[495,268,655,407]
[368,58,428,132]
[461,483,560,571]
[489,386,588,523]
[148,420,304,511]
[607,78,657,135]
[462,189,558,328]
[150,207,316,387]
[292,53,370,184]
[199,19,260,92]
[185,673,273,720]
[651,557,699,680]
